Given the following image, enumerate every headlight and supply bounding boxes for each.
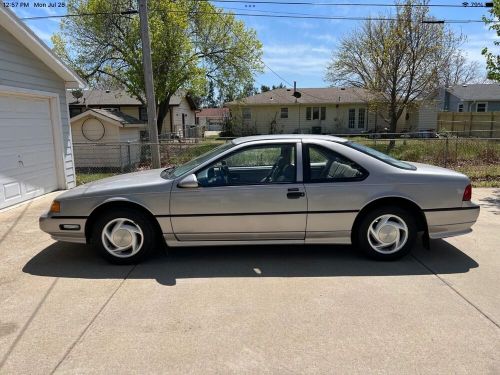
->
[49,200,61,213]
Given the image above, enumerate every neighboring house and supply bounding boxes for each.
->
[70,109,146,169]
[441,84,500,113]
[196,107,230,131]
[0,7,84,209]
[67,89,198,136]
[226,87,418,135]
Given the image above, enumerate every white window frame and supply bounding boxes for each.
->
[476,102,487,112]
[457,103,464,112]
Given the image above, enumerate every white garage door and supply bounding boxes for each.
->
[0,92,59,209]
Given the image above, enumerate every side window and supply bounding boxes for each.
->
[306,145,366,182]
[196,144,296,187]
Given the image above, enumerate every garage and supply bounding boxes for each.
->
[0,6,84,210]
[0,93,59,209]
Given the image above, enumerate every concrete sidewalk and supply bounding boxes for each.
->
[0,189,499,374]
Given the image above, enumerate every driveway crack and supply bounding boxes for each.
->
[50,264,137,374]
[411,254,499,330]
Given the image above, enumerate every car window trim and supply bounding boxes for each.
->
[194,142,301,188]
[302,143,369,183]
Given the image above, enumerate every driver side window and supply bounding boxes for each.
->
[196,144,296,187]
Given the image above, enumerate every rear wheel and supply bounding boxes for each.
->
[90,208,157,264]
[355,206,417,260]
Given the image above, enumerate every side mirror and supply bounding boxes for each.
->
[178,174,199,188]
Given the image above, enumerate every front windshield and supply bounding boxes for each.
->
[162,142,235,179]
[345,141,416,171]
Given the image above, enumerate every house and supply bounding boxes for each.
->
[0,7,84,209]
[67,89,198,136]
[196,107,230,131]
[225,87,417,135]
[441,84,500,113]
[70,109,146,169]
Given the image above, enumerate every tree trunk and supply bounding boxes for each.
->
[156,98,170,135]
[388,108,399,150]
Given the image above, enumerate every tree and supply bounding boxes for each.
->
[52,0,263,133]
[440,51,483,86]
[325,0,465,138]
[271,83,286,90]
[482,1,500,81]
[204,81,218,108]
[260,84,271,92]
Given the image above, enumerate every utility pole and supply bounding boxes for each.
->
[138,0,161,168]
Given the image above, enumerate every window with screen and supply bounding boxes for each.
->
[348,109,356,128]
[280,107,288,119]
[358,108,365,128]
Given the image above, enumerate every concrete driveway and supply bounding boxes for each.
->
[0,189,499,374]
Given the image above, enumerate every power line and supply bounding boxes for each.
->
[20,9,491,23]
[166,10,488,23]
[202,0,494,8]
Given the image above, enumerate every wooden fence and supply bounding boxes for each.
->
[437,112,500,138]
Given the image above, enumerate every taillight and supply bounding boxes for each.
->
[462,184,472,201]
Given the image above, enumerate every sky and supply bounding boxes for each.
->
[10,0,496,89]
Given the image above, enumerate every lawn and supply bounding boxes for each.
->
[76,138,499,187]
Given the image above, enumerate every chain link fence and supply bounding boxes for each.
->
[73,134,500,186]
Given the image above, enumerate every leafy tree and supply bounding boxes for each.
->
[52,0,263,133]
[204,81,218,108]
[260,84,271,92]
[440,51,483,86]
[271,83,286,90]
[325,0,466,139]
[482,1,500,81]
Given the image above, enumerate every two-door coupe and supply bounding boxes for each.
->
[40,135,480,264]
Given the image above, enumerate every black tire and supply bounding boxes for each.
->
[90,208,157,264]
[355,206,417,260]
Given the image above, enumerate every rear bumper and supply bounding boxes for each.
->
[39,212,87,244]
[424,204,480,239]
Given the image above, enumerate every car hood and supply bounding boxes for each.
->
[58,169,172,200]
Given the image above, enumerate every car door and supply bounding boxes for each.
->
[169,141,307,241]
[302,141,369,244]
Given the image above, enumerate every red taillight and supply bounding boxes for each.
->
[462,184,472,201]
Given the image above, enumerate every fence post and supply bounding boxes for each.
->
[445,137,449,168]
[127,141,132,170]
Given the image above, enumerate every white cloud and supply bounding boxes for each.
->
[263,44,332,76]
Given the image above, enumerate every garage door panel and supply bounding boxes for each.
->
[0,93,59,209]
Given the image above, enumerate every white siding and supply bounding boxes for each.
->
[0,24,75,187]
[171,97,196,135]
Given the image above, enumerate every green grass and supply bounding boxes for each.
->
[76,172,117,185]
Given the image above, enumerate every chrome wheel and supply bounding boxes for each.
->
[101,218,144,258]
[367,214,408,254]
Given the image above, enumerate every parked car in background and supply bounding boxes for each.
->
[40,135,479,264]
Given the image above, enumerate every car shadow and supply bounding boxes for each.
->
[23,239,478,286]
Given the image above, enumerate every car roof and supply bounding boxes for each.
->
[232,134,348,145]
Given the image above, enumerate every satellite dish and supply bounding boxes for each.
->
[293,91,301,98]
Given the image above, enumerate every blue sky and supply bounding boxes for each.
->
[11,1,495,89]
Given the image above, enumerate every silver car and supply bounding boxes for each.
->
[40,135,480,264]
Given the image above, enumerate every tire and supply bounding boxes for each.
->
[355,206,417,260]
[90,208,157,264]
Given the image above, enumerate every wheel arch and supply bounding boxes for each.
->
[85,199,162,242]
[351,196,428,242]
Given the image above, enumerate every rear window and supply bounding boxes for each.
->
[345,141,416,171]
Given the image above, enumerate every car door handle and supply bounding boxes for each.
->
[287,188,305,199]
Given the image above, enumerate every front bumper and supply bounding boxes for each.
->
[39,212,88,244]
[424,203,480,239]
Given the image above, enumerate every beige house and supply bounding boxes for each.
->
[226,87,423,135]
[67,89,197,136]
[70,109,146,169]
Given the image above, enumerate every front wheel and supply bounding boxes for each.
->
[355,206,417,260]
[90,208,157,264]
